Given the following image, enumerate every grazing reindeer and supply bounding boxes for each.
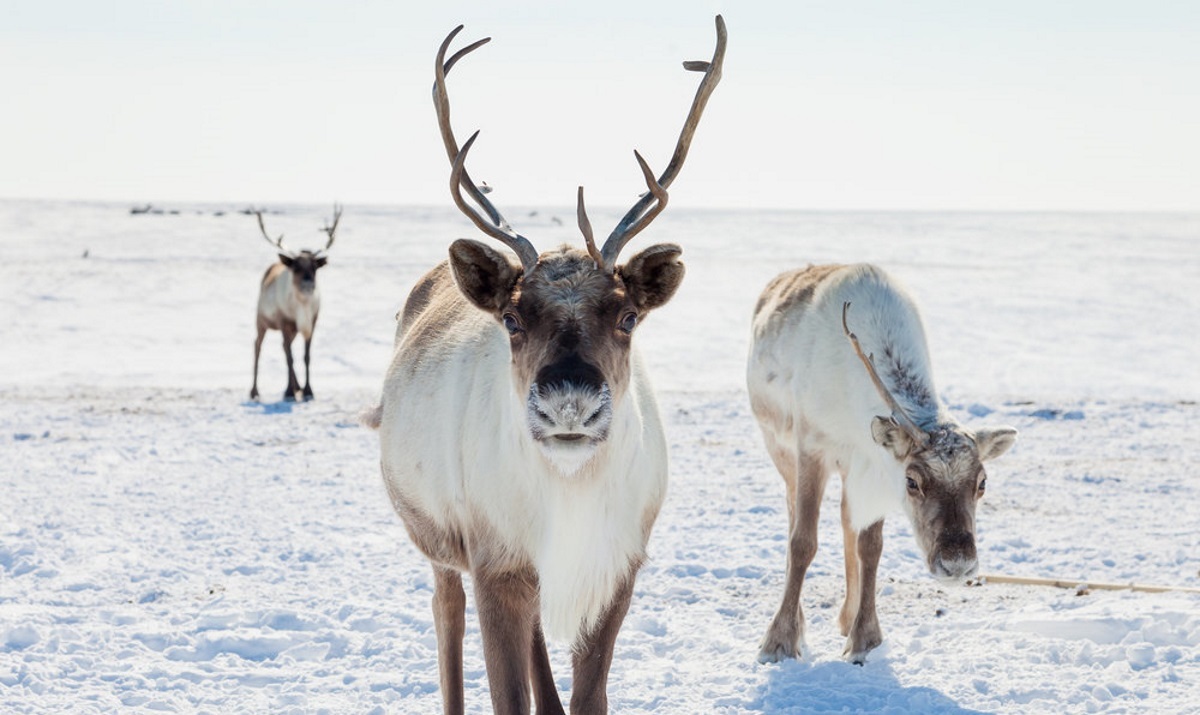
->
[250,205,341,402]
[366,17,724,715]
[747,264,1017,664]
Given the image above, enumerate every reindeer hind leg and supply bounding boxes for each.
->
[838,485,861,636]
[251,322,267,400]
[759,449,829,663]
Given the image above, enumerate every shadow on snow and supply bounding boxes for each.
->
[748,657,985,715]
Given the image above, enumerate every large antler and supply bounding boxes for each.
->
[434,26,540,273]
[842,302,931,451]
[577,14,728,273]
[255,210,292,256]
[319,204,342,252]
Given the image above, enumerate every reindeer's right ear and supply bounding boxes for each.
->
[619,243,685,312]
[279,254,295,267]
[871,416,916,460]
[448,239,522,313]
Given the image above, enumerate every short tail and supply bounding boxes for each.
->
[359,404,383,430]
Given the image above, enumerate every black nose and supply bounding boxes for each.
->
[535,353,605,394]
[938,531,977,562]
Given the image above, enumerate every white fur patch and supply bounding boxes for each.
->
[527,382,613,477]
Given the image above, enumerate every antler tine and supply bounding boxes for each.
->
[320,204,342,252]
[577,187,603,267]
[600,14,727,270]
[255,210,290,255]
[433,27,510,233]
[450,131,541,271]
[841,302,931,450]
[599,151,668,271]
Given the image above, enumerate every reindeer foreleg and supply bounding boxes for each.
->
[475,566,538,715]
[844,519,884,664]
[280,321,300,401]
[432,566,466,715]
[301,332,314,401]
[569,574,635,715]
[531,615,565,715]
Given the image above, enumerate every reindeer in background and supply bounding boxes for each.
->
[366,16,724,714]
[748,263,1017,664]
[250,205,341,402]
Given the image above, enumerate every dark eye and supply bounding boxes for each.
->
[977,476,987,495]
[502,313,522,335]
[618,312,638,334]
[905,476,920,494]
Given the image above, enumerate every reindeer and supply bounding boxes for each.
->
[364,17,724,715]
[747,263,1017,664]
[250,205,341,402]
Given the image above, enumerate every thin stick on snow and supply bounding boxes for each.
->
[975,573,1200,594]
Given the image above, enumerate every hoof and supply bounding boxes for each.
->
[282,392,298,403]
[758,632,804,664]
[843,632,882,665]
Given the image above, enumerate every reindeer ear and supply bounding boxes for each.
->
[279,254,295,267]
[619,243,685,311]
[448,239,521,313]
[314,256,328,269]
[973,426,1017,461]
[871,416,916,460]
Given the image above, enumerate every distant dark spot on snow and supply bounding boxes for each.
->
[967,404,994,418]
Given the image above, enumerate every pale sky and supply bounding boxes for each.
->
[3,1,1198,211]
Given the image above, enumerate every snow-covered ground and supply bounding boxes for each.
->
[2,200,1198,713]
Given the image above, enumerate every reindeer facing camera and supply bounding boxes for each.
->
[250,206,341,402]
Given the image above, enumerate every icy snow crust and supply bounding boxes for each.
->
[2,201,1199,713]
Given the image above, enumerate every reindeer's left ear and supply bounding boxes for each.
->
[973,426,1018,461]
[871,416,917,460]
[314,256,328,269]
[448,238,522,313]
[618,243,685,311]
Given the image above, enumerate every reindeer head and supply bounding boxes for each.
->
[450,241,683,474]
[434,20,723,474]
[844,303,1017,580]
[257,205,341,296]
[872,418,1016,580]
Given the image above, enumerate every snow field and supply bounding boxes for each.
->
[2,202,1199,713]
